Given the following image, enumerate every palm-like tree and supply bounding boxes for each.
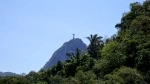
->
[66,48,81,65]
[86,34,104,58]
[64,48,81,76]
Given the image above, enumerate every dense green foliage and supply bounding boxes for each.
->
[1,1,150,84]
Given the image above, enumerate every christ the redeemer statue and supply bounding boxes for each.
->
[73,34,75,39]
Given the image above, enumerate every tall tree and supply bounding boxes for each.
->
[66,48,81,66]
[64,48,82,77]
[86,34,103,58]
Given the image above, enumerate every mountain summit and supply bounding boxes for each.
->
[43,38,87,70]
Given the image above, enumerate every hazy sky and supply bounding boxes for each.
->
[0,0,144,74]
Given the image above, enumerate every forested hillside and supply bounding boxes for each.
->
[0,0,150,84]
[43,38,87,70]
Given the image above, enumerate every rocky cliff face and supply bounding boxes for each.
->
[43,38,87,70]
